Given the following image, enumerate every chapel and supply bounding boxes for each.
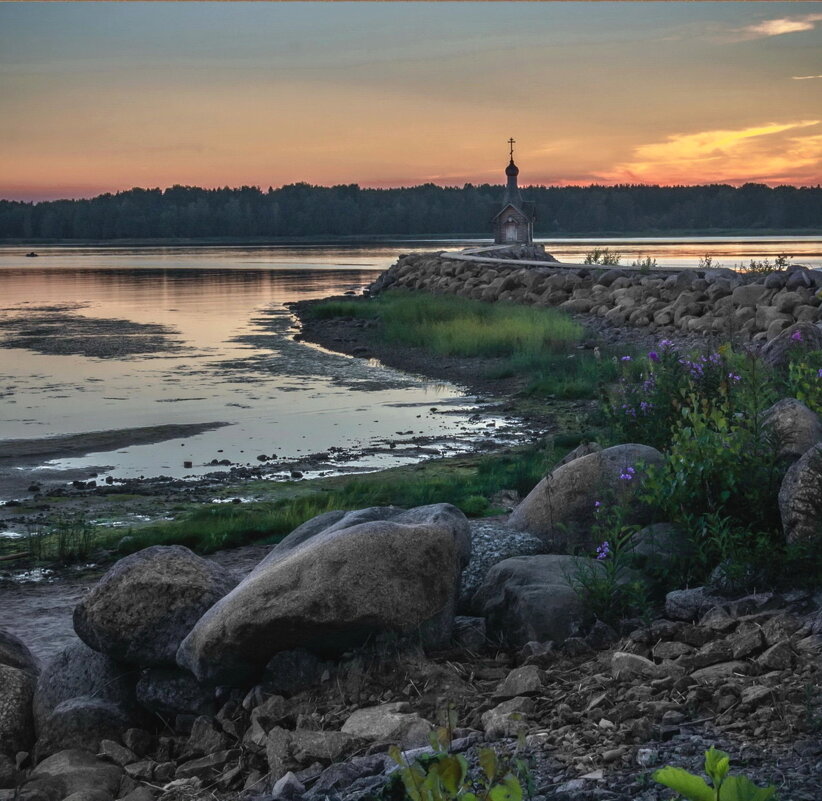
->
[491,139,536,245]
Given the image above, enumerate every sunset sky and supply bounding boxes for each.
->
[1,1,822,201]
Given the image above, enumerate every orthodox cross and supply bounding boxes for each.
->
[508,137,516,160]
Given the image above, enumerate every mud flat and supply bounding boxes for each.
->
[0,423,231,498]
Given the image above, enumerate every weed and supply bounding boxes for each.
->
[653,746,776,801]
[583,248,621,266]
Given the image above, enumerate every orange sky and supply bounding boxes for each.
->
[1,2,821,200]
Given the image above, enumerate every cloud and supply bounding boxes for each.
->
[736,13,822,40]
[792,74,822,80]
[598,120,822,186]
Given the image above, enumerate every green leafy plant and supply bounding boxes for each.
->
[653,746,776,801]
[386,724,526,801]
[584,248,621,266]
[786,350,822,414]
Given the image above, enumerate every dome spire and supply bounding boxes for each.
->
[503,137,521,204]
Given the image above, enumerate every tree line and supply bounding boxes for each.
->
[1,182,820,240]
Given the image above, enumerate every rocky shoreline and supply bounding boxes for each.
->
[2,253,822,801]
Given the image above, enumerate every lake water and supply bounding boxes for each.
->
[0,236,820,494]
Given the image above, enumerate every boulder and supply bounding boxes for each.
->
[760,322,822,369]
[177,504,470,685]
[74,545,235,667]
[665,587,724,621]
[257,507,403,568]
[35,695,135,761]
[473,555,600,648]
[779,444,822,543]
[135,668,214,717]
[507,444,664,550]
[630,523,694,567]
[340,702,433,747]
[26,749,123,799]
[458,520,543,613]
[763,398,822,463]
[33,640,138,733]
[0,628,39,677]
[0,664,35,756]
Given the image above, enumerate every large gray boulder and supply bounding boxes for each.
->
[763,398,822,463]
[135,667,215,717]
[0,664,35,756]
[73,545,235,667]
[779,444,822,543]
[258,506,403,568]
[34,640,138,732]
[0,628,39,677]
[472,555,602,649]
[760,322,822,369]
[507,444,664,550]
[177,504,470,685]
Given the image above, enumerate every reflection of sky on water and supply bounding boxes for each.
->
[0,252,519,482]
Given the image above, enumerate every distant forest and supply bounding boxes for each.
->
[1,182,821,240]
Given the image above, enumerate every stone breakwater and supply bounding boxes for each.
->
[370,252,822,340]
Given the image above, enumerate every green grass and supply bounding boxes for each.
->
[307,291,614,398]
[116,443,556,554]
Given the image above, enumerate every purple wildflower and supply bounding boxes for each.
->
[818,368,822,379]
[594,500,602,509]
[619,466,636,481]
[596,541,610,560]
[659,339,674,350]
[791,329,803,342]
[648,351,660,362]
[728,372,741,383]
[640,400,654,413]
[620,355,632,362]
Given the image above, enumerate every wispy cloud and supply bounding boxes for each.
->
[793,74,822,80]
[598,120,822,186]
[735,13,822,40]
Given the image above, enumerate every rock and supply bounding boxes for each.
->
[481,697,533,738]
[458,520,544,612]
[553,441,602,468]
[73,545,235,667]
[452,616,487,651]
[183,716,230,758]
[0,664,35,756]
[270,771,305,801]
[123,760,155,781]
[779,443,822,543]
[690,661,749,682]
[341,702,433,747]
[731,284,770,308]
[763,399,822,463]
[121,729,153,758]
[257,507,403,567]
[33,641,138,734]
[665,587,723,621]
[611,652,667,680]
[263,649,326,696]
[760,322,822,369]
[0,754,16,789]
[35,696,134,761]
[494,665,545,699]
[265,728,364,779]
[507,444,664,549]
[473,555,597,648]
[135,668,214,717]
[757,641,794,670]
[175,749,238,780]
[97,740,137,768]
[0,629,39,677]
[630,523,693,567]
[27,750,122,798]
[178,504,470,685]
[727,622,766,659]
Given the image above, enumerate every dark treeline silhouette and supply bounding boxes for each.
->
[1,182,821,240]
